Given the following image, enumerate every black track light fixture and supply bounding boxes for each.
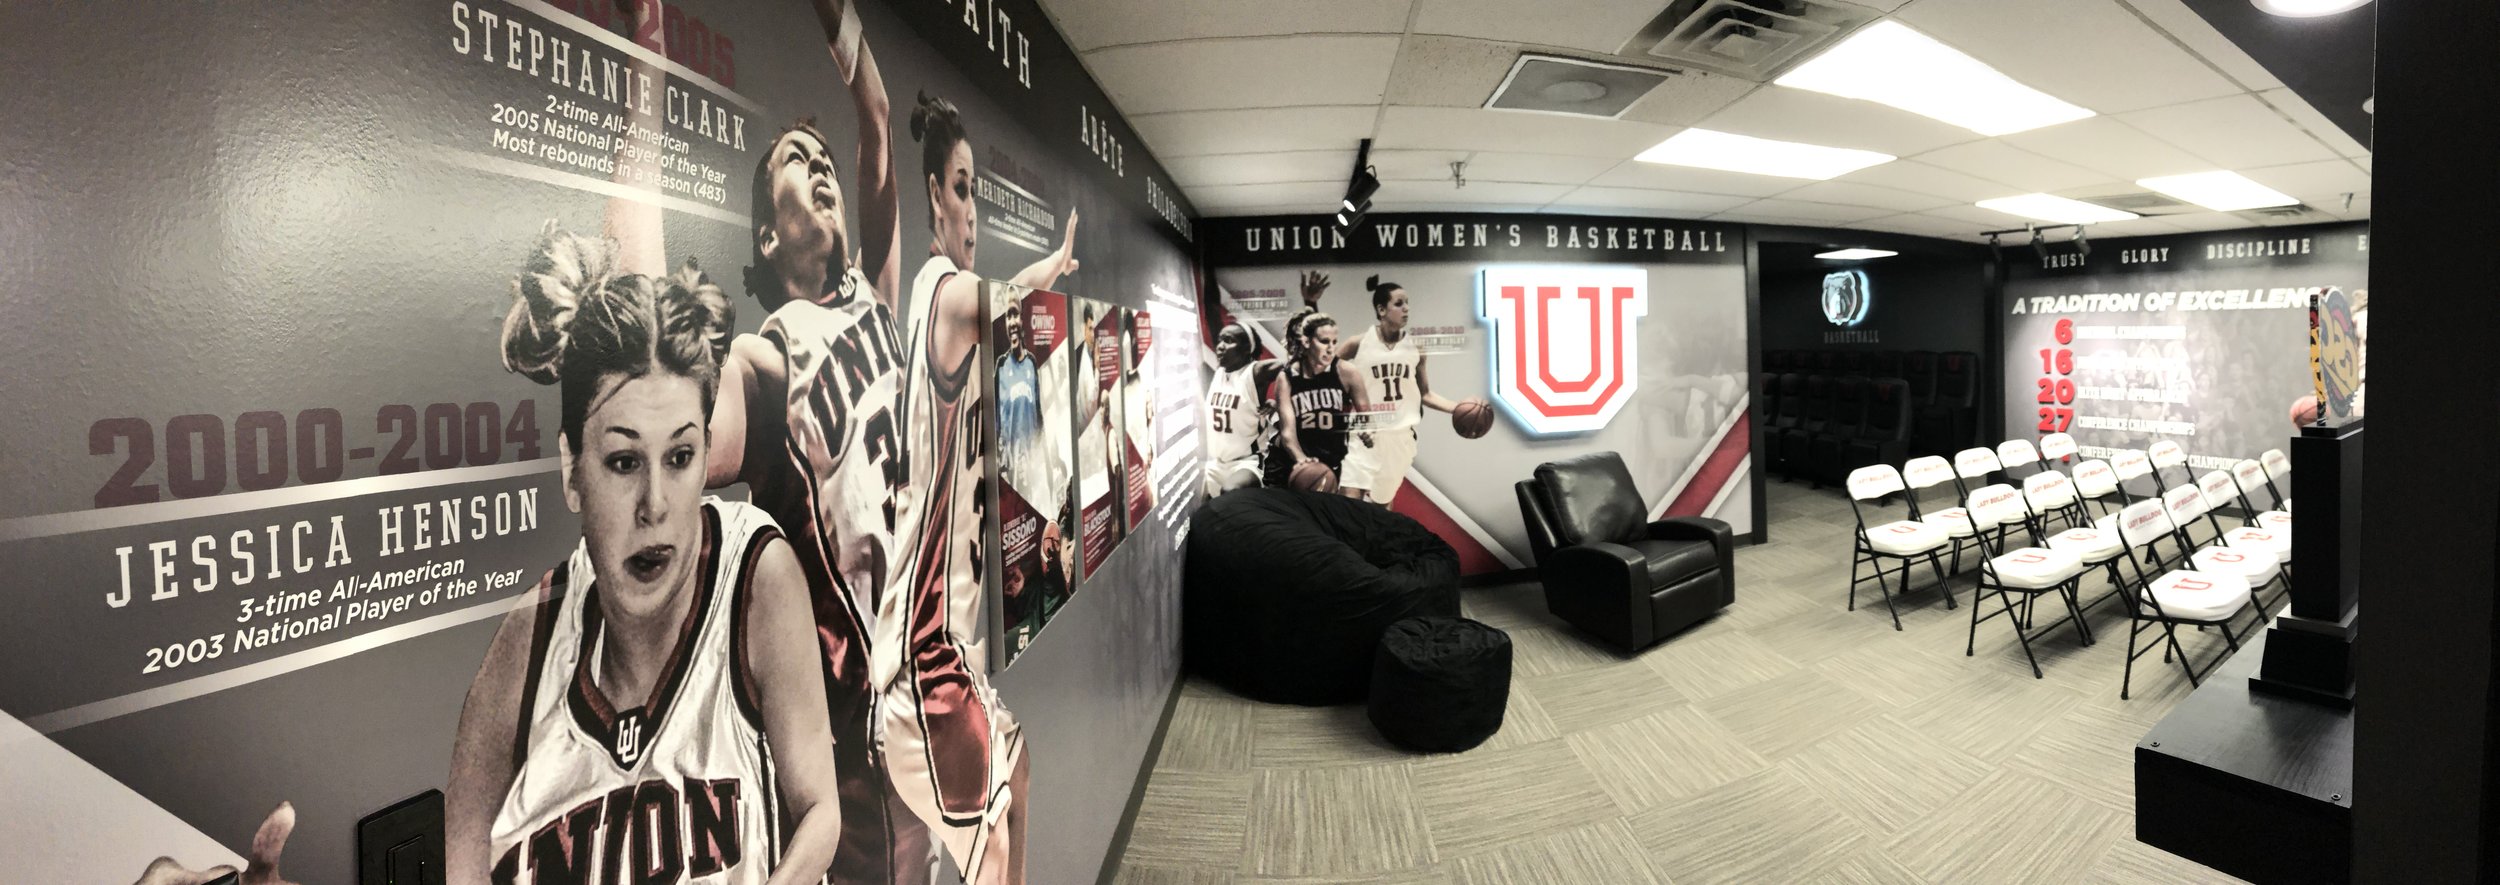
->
[1334,139,1377,233]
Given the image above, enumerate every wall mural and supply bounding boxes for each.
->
[1200,214,1754,575]
[0,1,1198,882]
[1999,221,2368,471]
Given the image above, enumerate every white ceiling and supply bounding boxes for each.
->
[1034,0,2371,242]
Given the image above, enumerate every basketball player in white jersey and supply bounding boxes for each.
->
[887,91,1078,884]
[447,226,843,885]
[676,2,915,878]
[1202,324,1265,494]
[1338,276,1460,504]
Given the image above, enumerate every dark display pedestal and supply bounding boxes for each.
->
[2137,626,2353,884]
[2251,418,2361,707]
[2137,419,2359,883]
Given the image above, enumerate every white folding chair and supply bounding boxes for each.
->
[2070,459,2123,522]
[2148,439,2194,492]
[2109,499,2258,700]
[2022,469,2085,535]
[2041,474,2129,620]
[2188,470,2289,609]
[1962,483,2090,679]
[1997,437,2046,482]
[1846,465,1956,629]
[2040,432,2080,469]
[2258,448,2294,513]
[2109,448,2155,512]
[1950,446,2007,501]
[1904,455,1980,574]
[2233,458,2294,531]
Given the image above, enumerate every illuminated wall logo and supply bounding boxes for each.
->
[1477,265,1648,434]
[1822,269,1870,327]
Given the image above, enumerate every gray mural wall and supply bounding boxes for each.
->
[0,1,1196,882]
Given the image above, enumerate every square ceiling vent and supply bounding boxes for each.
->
[1486,55,1671,118]
[1622,0,1874,82]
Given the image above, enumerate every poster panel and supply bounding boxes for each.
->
[1123,308,1157,529]
[1,0,1198,882]
[1073,298,1124,579]
[991,284,1075,667]
[1198,214,1753,575]
[1999,222,2368,471]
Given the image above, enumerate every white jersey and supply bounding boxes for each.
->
[887,255,1023,878]
[754,269,904,644]
[1346,325,1422,432]
[490,500,785,885]
[1203,364,1261,463]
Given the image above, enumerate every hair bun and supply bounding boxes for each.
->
[910,90,932,142]
[1366,274,1383,291]
[670,257,736,368]
[500,221,615,385]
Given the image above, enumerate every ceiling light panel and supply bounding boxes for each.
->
[1774,20,2093,136]
[1976,193,2141,224]
[2136,171,2301,211]
[1816,248,1898,260]
[1634,128,1895,180]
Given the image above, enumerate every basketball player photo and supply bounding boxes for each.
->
[1120,309,1155,527]
[1074,300,1125,578]
[993,287,1073,663]
[891,85,1079,884]
[1200,324,1266,495]
[1265,308,1361,494]
[1338,276,1493,505]
[444,225,846,883]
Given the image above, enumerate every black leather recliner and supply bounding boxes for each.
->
[1515,452,1735,652]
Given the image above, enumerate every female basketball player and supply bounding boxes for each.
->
[883,90,1079,884]
[1337,277,1461,503]
[1202,324,1266,494]
[1266,309,1363,489]
[445,226,842,884]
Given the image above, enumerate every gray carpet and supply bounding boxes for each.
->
[1115,481,2256,884]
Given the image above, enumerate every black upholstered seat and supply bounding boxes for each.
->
[1515,452,1735,652]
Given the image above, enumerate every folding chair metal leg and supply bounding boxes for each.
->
[1926,551,1955,609]
[1847,553,1864,612]
[1999,587,2044,679]
[1872,553,1902,631]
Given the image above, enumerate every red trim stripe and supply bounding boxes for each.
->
[1663,412,1752,518]
[1387,486,1509,575]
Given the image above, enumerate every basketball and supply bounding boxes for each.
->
[1452,398,1495,439]
[1288,460,1339,493]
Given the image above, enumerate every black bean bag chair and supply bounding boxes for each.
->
[1185,488,1461,705]
[1369,616,1511,752]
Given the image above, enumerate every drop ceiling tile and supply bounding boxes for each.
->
[1835,160,2020,203]
[1847,213,1990,241]
[1369,149,1475,181]
[1998,117,2219,181]
[1448,151,1623,185]
[2117,94,2343,169]
[2071,216,2187,237]
[1894,0,2242,114]
[1618,73,1761,127]
[1039,0,1413,51]
[2239,159,2371,205]
[1165,151,1362,188]
[1582,160,1813,198]
[1376,181,1577,205]
[1381,35,1524,108]
[1184,181,1349,213]
[1132,106,1381,157]
[1546,186,1758,216]
[1374,105,1676,158]
[1772,181,1959,214]
[1920,203,2050,227]
[1699,87,1984,157]
[1911,141,2117,193]
[1410,0,1662,55]
[1369,199,1562,214]
[1087,36,1402,114]
[1719,198,1893,225]
[2114,0,2282,92]
[2257,88,2372,159]
[2354,155,2371,173]
[1200,203,1344,218]
[2142,211,2256,232]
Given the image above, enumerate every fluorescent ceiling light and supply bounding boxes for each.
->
[1977,194,2140,224]
[1816,248,1898,260]
[2136,171,2301,211]
[1774,21,2094,136]
[1633,129,1895,180]
[2252,0,2372,17]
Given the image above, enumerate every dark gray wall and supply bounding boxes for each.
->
[1759,243,1988,355]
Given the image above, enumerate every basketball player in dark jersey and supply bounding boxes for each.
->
[1264,309,1363,488]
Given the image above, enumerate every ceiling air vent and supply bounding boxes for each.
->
[1486,55,1672,118]
[2088,192,2200,215]
[1621,0,1876,82]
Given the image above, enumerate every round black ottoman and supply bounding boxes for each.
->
[1368,616,1512,752]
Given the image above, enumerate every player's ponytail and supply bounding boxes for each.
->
[911,91,969,204]
[499,221,735,453]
